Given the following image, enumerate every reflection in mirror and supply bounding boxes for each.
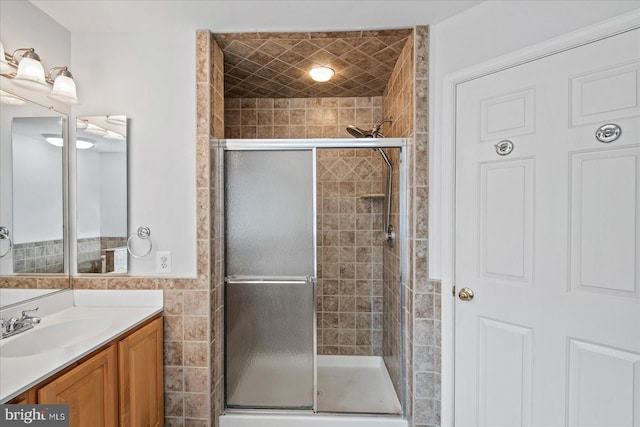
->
[0,89,69,307]
[76,115,127,274]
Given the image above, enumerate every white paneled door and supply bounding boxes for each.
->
[455,29,640,427]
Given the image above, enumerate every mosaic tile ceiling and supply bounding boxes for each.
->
[214,29,412,99]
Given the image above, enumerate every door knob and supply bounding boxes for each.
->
[458,287,474,301]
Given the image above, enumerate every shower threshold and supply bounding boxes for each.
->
[219,413,407,427]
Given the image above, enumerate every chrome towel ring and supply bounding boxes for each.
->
[0,226,12,259]
[126,226,153,258]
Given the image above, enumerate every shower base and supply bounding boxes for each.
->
[221,355,405,427]
[317,355,401,414]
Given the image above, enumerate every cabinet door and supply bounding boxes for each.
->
[38,345,118,427]
[118,317,163,427]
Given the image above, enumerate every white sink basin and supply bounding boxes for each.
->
[0,318,112,358]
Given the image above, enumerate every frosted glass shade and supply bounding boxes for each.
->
[13,57,49,91]
[49,74,79,104]
[0,42,12,75]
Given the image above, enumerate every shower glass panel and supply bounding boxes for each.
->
[225,149,315,410]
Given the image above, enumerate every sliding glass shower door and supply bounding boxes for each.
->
[225,149,316,410]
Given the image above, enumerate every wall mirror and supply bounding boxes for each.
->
[76,115,127,274]
[0,89,69,307]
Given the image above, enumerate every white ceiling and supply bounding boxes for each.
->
[30,0,482,33]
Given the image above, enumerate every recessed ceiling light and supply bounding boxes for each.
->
[309,66,334,82]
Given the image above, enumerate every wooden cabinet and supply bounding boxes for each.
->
[118,317,163,427]
[8,314,163,427]
[7,389,36,404]
[38,345,118,427]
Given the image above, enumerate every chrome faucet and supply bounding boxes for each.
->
[0,307,41,339]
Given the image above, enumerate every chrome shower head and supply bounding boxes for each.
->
[346,118,393,139]
[346,125,372,138]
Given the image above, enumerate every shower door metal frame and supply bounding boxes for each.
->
[222,137,407,417]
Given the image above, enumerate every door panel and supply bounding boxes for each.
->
[225,150,314,277]
[224,149,316,410]
[226,279,315,408]
[569,147,639,296]
[455,29,640,426]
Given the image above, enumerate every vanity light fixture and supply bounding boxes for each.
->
[12,48,49,91]
[0,42,80,104]
[48,67,79,104]
[309,66,335,82]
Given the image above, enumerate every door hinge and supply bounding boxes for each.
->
[452,285,456,297]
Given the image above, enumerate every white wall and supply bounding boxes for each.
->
[428,0,640,279]
[70,31,197,276]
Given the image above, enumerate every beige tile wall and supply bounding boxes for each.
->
[382,26,436,427]
[316,148,386,356]
[1,276,69,289]
[224,96,383,139]
[382,29,415,411]
[408,26,439,427]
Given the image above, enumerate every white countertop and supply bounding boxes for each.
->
[0,290,163,402]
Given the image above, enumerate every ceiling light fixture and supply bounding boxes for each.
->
[0,42,80,104]
[309,66,335,82]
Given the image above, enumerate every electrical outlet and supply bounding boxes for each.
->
[156,251,171,274]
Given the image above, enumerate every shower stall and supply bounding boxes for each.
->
[221,138,407,427]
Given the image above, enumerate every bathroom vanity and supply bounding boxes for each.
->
[0,290,163,427]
